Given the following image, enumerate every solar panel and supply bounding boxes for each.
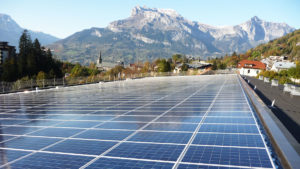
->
[0,75,276,168]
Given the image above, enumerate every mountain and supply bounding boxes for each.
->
[48,6,295,65]
[0,13,60,47]
[249,29,299,60]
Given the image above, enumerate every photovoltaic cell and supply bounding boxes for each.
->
[97,122,147,130]
[182,145,272,168]
[0,149,30,165]
[198,124,259,134]
[1,136,61,150]
[86,157,174,169]
[178,164,243,169]
[8,152,93,169]
[28,127,84,137]
[45,139,117,155]
[192,133,264,147]
[74,129,133,140]
[107,142,185,161]
[144,123,197,132]
[203,117,255,124]
[129,131,192,144]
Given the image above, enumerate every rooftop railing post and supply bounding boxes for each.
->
[31,79,33,90]
[54,78,56,86]
[2,81,4,93]
[63,78,65,86]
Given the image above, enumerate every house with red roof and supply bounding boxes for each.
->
[238,60,266,76]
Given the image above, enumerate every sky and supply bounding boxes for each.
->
[1,0,299,39]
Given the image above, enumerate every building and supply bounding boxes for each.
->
[0,42,16,74]
[238,60,266,76]
[0,42,16,64]
[271,61,296,72]
[96,51,103,70]
[116,60,124,67]
[129,63,143,71]
[173,62,212,74]
[261,55,288,70]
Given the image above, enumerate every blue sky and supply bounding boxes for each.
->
[1,0,299,38]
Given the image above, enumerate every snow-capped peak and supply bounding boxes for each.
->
[250,16,262,22]
[131,6,181,18]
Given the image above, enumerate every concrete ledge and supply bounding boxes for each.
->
[239,75,300,169]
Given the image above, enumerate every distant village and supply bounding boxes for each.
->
[0,40,298,83]
[238,56,296,76]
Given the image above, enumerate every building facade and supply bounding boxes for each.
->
[238,60,266,76]
[0,42,16,64]
[0,42,16,74]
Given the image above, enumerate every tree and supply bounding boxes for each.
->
[288,64,300,79]
[141,61,151,73]
[211,60,217,70]
[70,63,89,77]
[181,63,189,71]
[218,62,227,70]
[36,71,47,80]
[172,54,182,64]
[18,30,32,77]
[157,59,171,72]
[1,57,18,82]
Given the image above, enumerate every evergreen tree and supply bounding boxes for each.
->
[33,39,43,71]
[1,57,18,82]
[18,30,32,77]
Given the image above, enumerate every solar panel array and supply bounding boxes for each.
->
[0,75,275,169]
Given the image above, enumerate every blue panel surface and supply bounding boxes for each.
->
[54,121,102,128]
[0,75,276,169]
[182,145,272,168]
[129,131,192,144]
[155,116,203,123]
[29,127,84,137]
[203,117,255,124]
[45,139,117,155]
[1,136,61,150]
[199,124,259,134]
[164,111,206,117]
[20,120,62,127]
[76,115,115,121]
[86,157,174,169]
[3,126,43,135]
[112,116,156,122]
[178,164,243,169]
[144,123,197,132]
[9,152,93,169]
[97,122,147,130]
[207,112,252,117]
[107,142,184,161]
[0,149,30,166]
[192,133,264,147]
[74,129,133,140]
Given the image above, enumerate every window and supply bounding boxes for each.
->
[248,69,250,73]
[257,70,259,74]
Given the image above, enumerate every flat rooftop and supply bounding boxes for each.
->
[0,75,276,168]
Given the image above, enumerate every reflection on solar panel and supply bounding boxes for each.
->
[0,75,276,168]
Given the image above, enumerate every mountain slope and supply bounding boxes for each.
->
[49,6,295,65]
[249,29,300,60]
[0,13,60,47]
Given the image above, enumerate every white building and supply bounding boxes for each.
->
[261,55,288,70]
[271,62,296,72]
[238,60,266,77]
